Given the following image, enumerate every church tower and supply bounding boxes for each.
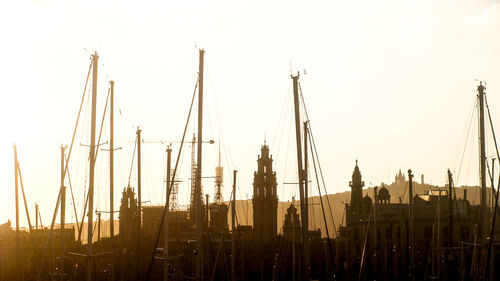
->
[252,143,278,244]
[394,169,405,186]
[119,186,139,248]
[349,160,364,211]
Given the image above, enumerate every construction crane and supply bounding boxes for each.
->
[214,142,223,203]
[141,136,214,220]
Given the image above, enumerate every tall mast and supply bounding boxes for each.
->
[231,170,237,281]
[60,145,66,281]
[164,146,171,281]
[190,134,197,224]
[478,82,488,242]
[408,169,414,281]
[447,170,453,249]
[374,186,378,254]
[291,73,309,280]
[14,144,19,279]
[87,51,99,281]
[109,80,115,281]
[196,48,205,280]
[215,142,223,203]
[292,196,296,281]
[491,159,495,214]
[303,121,309,246]
[97,211,101,242]
[35,203,39,230]
[136,127,142,274]
[437,185,441,280]
[109,81,115,239]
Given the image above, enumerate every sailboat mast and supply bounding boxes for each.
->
[303,121,309,245]
[109,80,115,281]
[164,147,171,281]
[97,211,101,242]
[60,144,66,280]
[478,82,488,242]
[35,203,39,230]
[437,185,441,280]
[87,51,99,281]
[196,48,205,280]
[14,144,19,279]
[231,170,237,281]
[291,73,310,280]
[408,169,414,281]
[109,81,115,239]
[447,170,453,248]
[137,127,142,275]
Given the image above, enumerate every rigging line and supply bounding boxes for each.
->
[36,186,62,281]
[298,82,309,121]
[227,188,240,227]
[17,160,38,263]
[205,65,236,178]
[91,216,98,242]
[281,112,293,203]
[63,60,93,186]
[93,88,110,162]
[464,125,477,186]
[484,96,500,199]
[452,97,477,170]
[450,172,466,244]
[36,59,92,281]
[128,137,137,187]
[424,204,440,279]
[77,191,89,246]
[145,77,198,281]
[274,95,292,168]
[271,82,293,152]
[203,92,222,178]
[309,128,336,234]
[483,96,500,280]
[308,130,335,261]
[297,82,338,233]
[358,211,372,281]
[64,155,79,226]
[162,148,168,203]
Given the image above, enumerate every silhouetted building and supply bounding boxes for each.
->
[252,143,278,244]
[394,169,405,187]
[337,162,494,281]
[0,220,11,235]
[282,203,301,242]
[142,206,190,240]
[349,160,364,212]
[119,186,139,248]
[209,203,228,233]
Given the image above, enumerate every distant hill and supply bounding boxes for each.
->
[52,181,488,243]
[298,181,486,238]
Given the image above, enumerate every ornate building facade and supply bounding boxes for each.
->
[252,144,278,244]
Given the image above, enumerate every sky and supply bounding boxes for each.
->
[1,0,500,228]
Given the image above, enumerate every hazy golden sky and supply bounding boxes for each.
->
[1,0,500,227]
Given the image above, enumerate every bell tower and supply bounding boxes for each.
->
[252,143,278,244]
[349,160,364,211]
